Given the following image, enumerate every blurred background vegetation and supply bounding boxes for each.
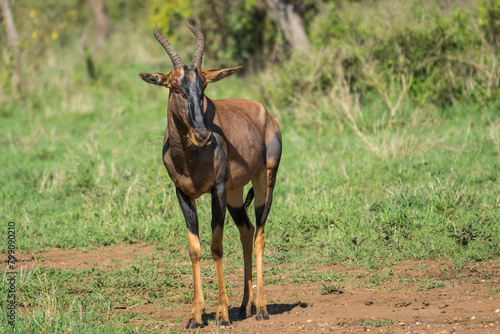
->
[2,0,500,109]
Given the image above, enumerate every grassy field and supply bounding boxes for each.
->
[2,58,499,261]
[2,2,500,331]
[1,56,499,331]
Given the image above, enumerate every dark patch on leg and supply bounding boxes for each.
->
[162,138,169,157]
[211,184,226,232]
[238,309,249,320]
[264,131,282,167]
[228,204,252,229]
[255,205,265,227]
[176,188,199,236]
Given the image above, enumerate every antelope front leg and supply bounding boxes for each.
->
[211,183,230,326]
[176,188,205,329]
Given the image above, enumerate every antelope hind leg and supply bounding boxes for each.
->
[252,167,279,321]
[227,189,255,320]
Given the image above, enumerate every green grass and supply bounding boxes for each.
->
[2,47,499,261]
[320,283,344,295]
[362,318,395,327]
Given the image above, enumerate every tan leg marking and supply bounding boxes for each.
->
[187,229,205,325]
[211,225,230,324]
[252,168,270,319]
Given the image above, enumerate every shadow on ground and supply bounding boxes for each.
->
[200,302,303,325]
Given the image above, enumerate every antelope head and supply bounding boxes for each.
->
[139,22,242,147]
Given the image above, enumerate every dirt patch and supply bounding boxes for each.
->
[18,243,158,270]
[16,244,500,333]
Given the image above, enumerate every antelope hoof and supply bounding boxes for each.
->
[185,320,203,329]
[216,319,230,327]
[255,312,269,321]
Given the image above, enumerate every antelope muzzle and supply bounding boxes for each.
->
[189,127,213,147]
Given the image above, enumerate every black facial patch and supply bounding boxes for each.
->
[180,66,207,130]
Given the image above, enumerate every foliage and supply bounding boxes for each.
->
[362,318,395,327]
[479,0,500,48]
[448,215,493,247]
[264,0,499,112]
[320,283,344,295]
[147,0,280,69]
[4,0,500,106]
[148,0,192,34]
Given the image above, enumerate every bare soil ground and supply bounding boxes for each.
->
[19,244,500,333]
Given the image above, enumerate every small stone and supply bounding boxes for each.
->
[471,316,476,320]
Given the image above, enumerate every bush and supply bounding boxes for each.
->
[263,0,500,114]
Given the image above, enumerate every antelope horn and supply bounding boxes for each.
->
[186,21,205,68]
[154,23,184,69]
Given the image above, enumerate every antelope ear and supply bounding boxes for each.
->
[204,66,242,83]
[138,73,170,87]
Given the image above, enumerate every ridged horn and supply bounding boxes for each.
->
[186,21,205,68]
[154,23,184,69]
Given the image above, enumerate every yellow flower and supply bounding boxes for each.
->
[31,31,38,39]
[51,32,58,40]
[68,10,78,21]
[29,10,36,19]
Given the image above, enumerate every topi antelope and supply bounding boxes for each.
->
[138,22,282,328]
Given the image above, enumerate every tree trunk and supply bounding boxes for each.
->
[265,0,310,52]
[89,0,110,43]
[207,0,225,63]
[1,0,21,92]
